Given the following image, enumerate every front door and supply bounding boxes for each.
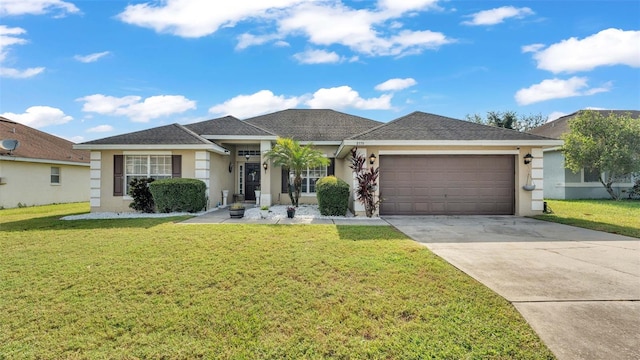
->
[244,163,261,201]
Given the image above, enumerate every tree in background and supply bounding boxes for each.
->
[562,110,640,200]
[466,111,546,132]
[264,137,330,207]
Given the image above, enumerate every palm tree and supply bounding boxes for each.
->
[264,137,330,207]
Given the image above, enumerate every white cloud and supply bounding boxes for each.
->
[293,49,342,64]
[306,86,392,110]
[0,106,72,128]
[515,76,612,105]
[208,90,301,118]
[116,0,453,58]
[0,67,45,78]
[118,0,304,38]
[279,3,452,57]
[521,43,544,53]
[77,94,197,122]
[375,78,417,91]
[377,0,439,15]
[547,111,568,122]
[0,0,79,16]
[87,125,114,133]
[0,25,46,78]
[462,6,534,26]
[530,28,640,73]
[74,51,110,63]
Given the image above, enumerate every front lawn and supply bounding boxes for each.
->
[1,204,554,359]
[535,199,640,238]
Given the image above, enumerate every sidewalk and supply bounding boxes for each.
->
[179,207,389,225]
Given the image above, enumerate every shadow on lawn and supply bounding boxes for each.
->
[336,225,408,241]
[0,214,191,232]
[534,215,640,239]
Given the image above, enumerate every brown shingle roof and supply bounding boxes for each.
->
[185,115,274,136]
[529,110,640,139]
[81,123,213,145]
[244,109,383,141]
[0,116,89,163]
[351,111,554,141]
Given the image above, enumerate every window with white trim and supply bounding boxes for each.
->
[125,155,172,193]
[51,167,60,184]
[583,168,601,183]
[291,166,327,194]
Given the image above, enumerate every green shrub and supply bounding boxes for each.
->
[149,178,207,213]
[128,177,156,213]
[316,176,350,216]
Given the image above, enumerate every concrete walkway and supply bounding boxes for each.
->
[179,207,389,225]
[384,216,640,360]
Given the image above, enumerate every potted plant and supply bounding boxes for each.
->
[229,202,245,218]
[260,205,269,219]
[286,206,296,218]
[254,185,261,205]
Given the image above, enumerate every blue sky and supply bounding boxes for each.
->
[0,0,638,143]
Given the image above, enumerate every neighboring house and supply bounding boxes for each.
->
[0,116,90,209]
[74,109,561,216]
[529,110,640,199]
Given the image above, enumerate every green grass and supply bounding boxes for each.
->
[535,199,640,238]
[1,204,554,359]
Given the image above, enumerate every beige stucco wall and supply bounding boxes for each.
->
[93,150,212,212]
[0,159,89,208]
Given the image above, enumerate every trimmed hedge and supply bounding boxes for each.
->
[316,176,350,216]
[149,178,207,213]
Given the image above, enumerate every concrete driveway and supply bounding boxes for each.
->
[384,216,640,360]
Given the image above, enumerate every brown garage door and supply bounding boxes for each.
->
[379,155,515,215]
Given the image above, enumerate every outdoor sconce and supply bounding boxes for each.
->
[245,153,250,161]
[263,161,268,172]
[228,162,233,173]
[369,153,377,165]
[523,153,533,165]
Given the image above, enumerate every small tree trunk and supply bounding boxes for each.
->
[294,175,302,207]
[600,176,619,200]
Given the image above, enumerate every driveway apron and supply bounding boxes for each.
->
[384,215,640,360]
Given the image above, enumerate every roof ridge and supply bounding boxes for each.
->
[174,123,214,144]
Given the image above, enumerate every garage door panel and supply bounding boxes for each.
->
[379,155,515,215]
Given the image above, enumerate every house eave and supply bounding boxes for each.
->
[201,135,278,141]
[336,139,564,157]
[0,155,90,166]
[73,144,230,155]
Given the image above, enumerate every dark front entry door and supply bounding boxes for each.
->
[244,163,261,201]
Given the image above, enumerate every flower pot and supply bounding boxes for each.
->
[522,184,536,191]
[287,209,295,218]
[229,208,245,218]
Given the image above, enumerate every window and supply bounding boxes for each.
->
[291,166,327,194]
[583,168,601,183]
[51,167,60,184]
[124,155,172,193]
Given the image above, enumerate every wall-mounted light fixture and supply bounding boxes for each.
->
[228,162,233,173]
[523,153,533,165]
[263,161,268,173]
[369,153,377,165]
[245,153,250,161]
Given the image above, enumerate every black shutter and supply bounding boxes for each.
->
[113,155,124,196]
[328,158,335,176]
[281,167,288,193]
[172,155,182,178]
